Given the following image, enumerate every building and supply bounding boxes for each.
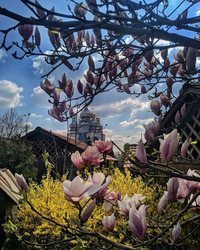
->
[160,83,200,160]
[69,107,104,144]
[25,127,87,180]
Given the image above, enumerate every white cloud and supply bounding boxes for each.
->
[31,86,51,108]
[0,80,23,108]
[32,51,87,83]
[103,127,141,151]
[0,49,7,62]
[120,118,153,128]
[92,97,150,120]
[30,113,43,118]
[32,51,53,75]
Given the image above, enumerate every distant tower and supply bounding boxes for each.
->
[69,107,104,144]
[69,115,78,139]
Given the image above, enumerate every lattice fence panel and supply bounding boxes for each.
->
[180,109,200,159]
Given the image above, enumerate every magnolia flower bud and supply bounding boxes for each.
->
[91,34,95,47]
[170,65,179,77]
[18,24,33,41]
[172,222,181,241]
[136,139,148,163]
[166,77,174,88]
[158,191,168,215]
[48,30,60,49]
[35,0,46,18]
[160,129,179,162]
[64,80,74,98]
[81,198,96,223]
[86,70,94,84]
[181,139,189,158]
[128,205,147,240]
[167,177,179,202]
[53,89,60,104]
[84,83,93,96]
[160,94,170,107]
[180,103,186,116]
[186,47,196,71]
[85,31,90,46]
[102,213,116,231]
[88,55,95,72]
[71,151,84,170]
[48,6,55,22]
[175,110,180,123]
[62,58,73,70]
[34,26,41,46]
[150,100,161,116]
[40,79,55,95]
[144,50,153,63]
[74,3,87,18]
[160,49,168,60]
[77,80,83,94]
[15,173,29,192]
[141,85,147,94]
[164,58,170,71]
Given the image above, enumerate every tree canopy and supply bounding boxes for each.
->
[0,0,199,121]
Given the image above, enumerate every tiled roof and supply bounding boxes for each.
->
[26,127,88,150]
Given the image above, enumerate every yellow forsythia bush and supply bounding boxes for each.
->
[14,168,158,244]
[16,177,78,242]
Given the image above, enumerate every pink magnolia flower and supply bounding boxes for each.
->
[157,191,168,215]
[181,139,189,158]
[172,222,181,241]
[71,151,84,170]
[118,194,145,216]
[128,205,147,240]
[167,177,179,202]
[186,169,200,194]
[189,194,200,209]
[88,172,112,197]
[63,176,101,202]
[104,191,120,204]
[103,191,121,211]
[15,173,29,192]
[160,129,179,162]
[176,178,189,203]
[102,213,116,231]
[82,146,102,166]
[81,198,96,223]
[94,140,113,154]
[136,139,148,163]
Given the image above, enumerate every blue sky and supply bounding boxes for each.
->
[0,0,199,148]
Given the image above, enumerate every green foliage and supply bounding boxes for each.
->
[0,138,37,179]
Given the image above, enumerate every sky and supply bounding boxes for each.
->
[0,0,199,149]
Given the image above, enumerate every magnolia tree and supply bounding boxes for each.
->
[0,0,200,248]
[0,0,200,120]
